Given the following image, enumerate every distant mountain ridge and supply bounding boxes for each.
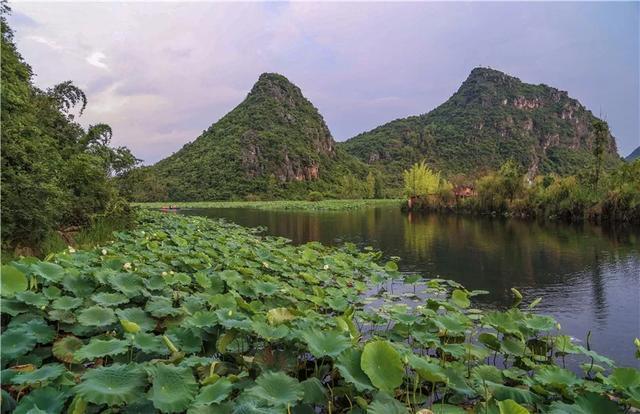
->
[627,146,640,162]
[153,73,365,200]
[341,67,620,184]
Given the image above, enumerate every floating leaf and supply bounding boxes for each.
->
[302,330,351,358]
[52,336,84,363]
[13,386,69,414]
[450,289,470,308]
[149,364,198,413]
[247,371,303,407]
[116,307,156,332]
[361,340,404,392]
[1,329,37,361]
[1,265,28,297]
[132,332,170,355]
[549,391,623,413]
[74,364,147,406]
[91,292,129,307]
[51,296,84,310]
[497,399,529,414]
[75,338,129,361]
[77,305,116,327]
[193,378,233,405]
[266,307,295,325]
[15,291,48,307]
[12,364,65,385]
[31,262,65,282]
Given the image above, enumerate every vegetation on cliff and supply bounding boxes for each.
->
[343,67,622,188]
[2,211,639,413]
[130,73,368,202]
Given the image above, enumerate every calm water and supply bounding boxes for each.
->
[181,206,640,367]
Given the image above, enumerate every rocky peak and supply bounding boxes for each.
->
[248,72,306,108]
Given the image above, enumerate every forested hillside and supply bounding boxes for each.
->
[1,6,137,252]
[342,67,621,186]
[140,74,367,201]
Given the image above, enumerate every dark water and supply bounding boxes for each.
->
[181,206,640,367]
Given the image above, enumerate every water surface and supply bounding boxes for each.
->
[181,206,640,367]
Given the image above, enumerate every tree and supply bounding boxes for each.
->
[365,171,376,199]
[498,160,523,202]
[402,161,444,197]
[592,119,608,191]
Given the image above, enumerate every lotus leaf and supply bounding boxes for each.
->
[78,305,116,326]
[1,329,37,361]
[132,332,170,355]
[15,290,49,307]
[30,262,65,282]
[193,378,233,405]
[116,307,156,331]
[13,386,69,414]
[247,371,303,407]
[266,307,295,325]
[52,336,84,363]
[91,292,129,307]
[51,296,84,310]
[149,364,198,413]
[335,348,374,391]
[302,330,351,358]
[75,338,130,361]
[497,399,529,414]
[548,391,624,413]
[74,364,146,406]
[1,265,28,297]
[361,340,404,392]
[11,363,65,385]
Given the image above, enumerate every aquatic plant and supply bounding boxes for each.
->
[1,211,638,413]
[134,198,402,212]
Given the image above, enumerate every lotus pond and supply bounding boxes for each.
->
[1,210,639,413]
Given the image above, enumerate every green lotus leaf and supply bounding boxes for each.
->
[486,382,540,406]
[607,367,640,390]
[1,298,31,316]
[254,281,279,296]
[132,332,170,355]
[48,309,76,324]
[51,296,84,310]
[325,296,349,312]
[361,340,404,392]
[472,365,503,384]
[75,338,129,361]
[193,378,233,405]
[335,348,374,391]
[74,363,147,406]
[300,377,326,404]
[247,371,303,407]
[116,307,156,332]
[428,404,466,414]
[30,262,65,282]
[407,354,448,383]
[62,274,95,297]
[1,329,37,361]
[21,319,56,344]
[187,402,233,414]
[523,314,556,332]
[548,391,624,414]
[252,321,289,341]
[77,305,116,327]
[1,389,16,414]
[91,292,129,307]
[149,364,198,413]
[266,307,295,325]
[1,265,28,297]
[187,310,218,328]
[478,332,501,351]
[384,261,399,272]
[42,286,61,299]
[450,289,470,308]
[15,291,49,307]
[13,386,69,414]
[302,330,350,358]
[166,327,204,353]
[535,366,580,388]
[109,273,145,297]
[215,309,252,331]
[497,399,530,414]
[146,296,181,317]
[52,336,84,363]
[12,363,65,385]
[367,393,408,414]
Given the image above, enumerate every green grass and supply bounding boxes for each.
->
[133,198,402,211]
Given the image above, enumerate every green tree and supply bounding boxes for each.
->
[402,161,444,197]
[592,119,608,191]
[365,171,376,199]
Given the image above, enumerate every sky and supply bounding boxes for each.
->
[7,1,640,164]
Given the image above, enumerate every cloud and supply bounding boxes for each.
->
[86,51,108,70]
[6,2,639,162]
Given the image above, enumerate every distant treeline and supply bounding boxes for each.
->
[402,158,640,224]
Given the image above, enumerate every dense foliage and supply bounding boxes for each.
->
[134,199,401,212]
[1,8,138,251]
[1,211,639,413]
[405,159,640,223]
[342,67,621,188]
[627,146,640,162]
[132,73,368,202]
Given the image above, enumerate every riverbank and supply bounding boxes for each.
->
[2,210,638,413]
[134,198,402,211]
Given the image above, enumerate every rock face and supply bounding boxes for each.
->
[342,67,620,180]
[154,73,361,200]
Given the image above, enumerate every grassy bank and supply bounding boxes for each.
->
[1,211,638,413]
[134,198,402,211]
